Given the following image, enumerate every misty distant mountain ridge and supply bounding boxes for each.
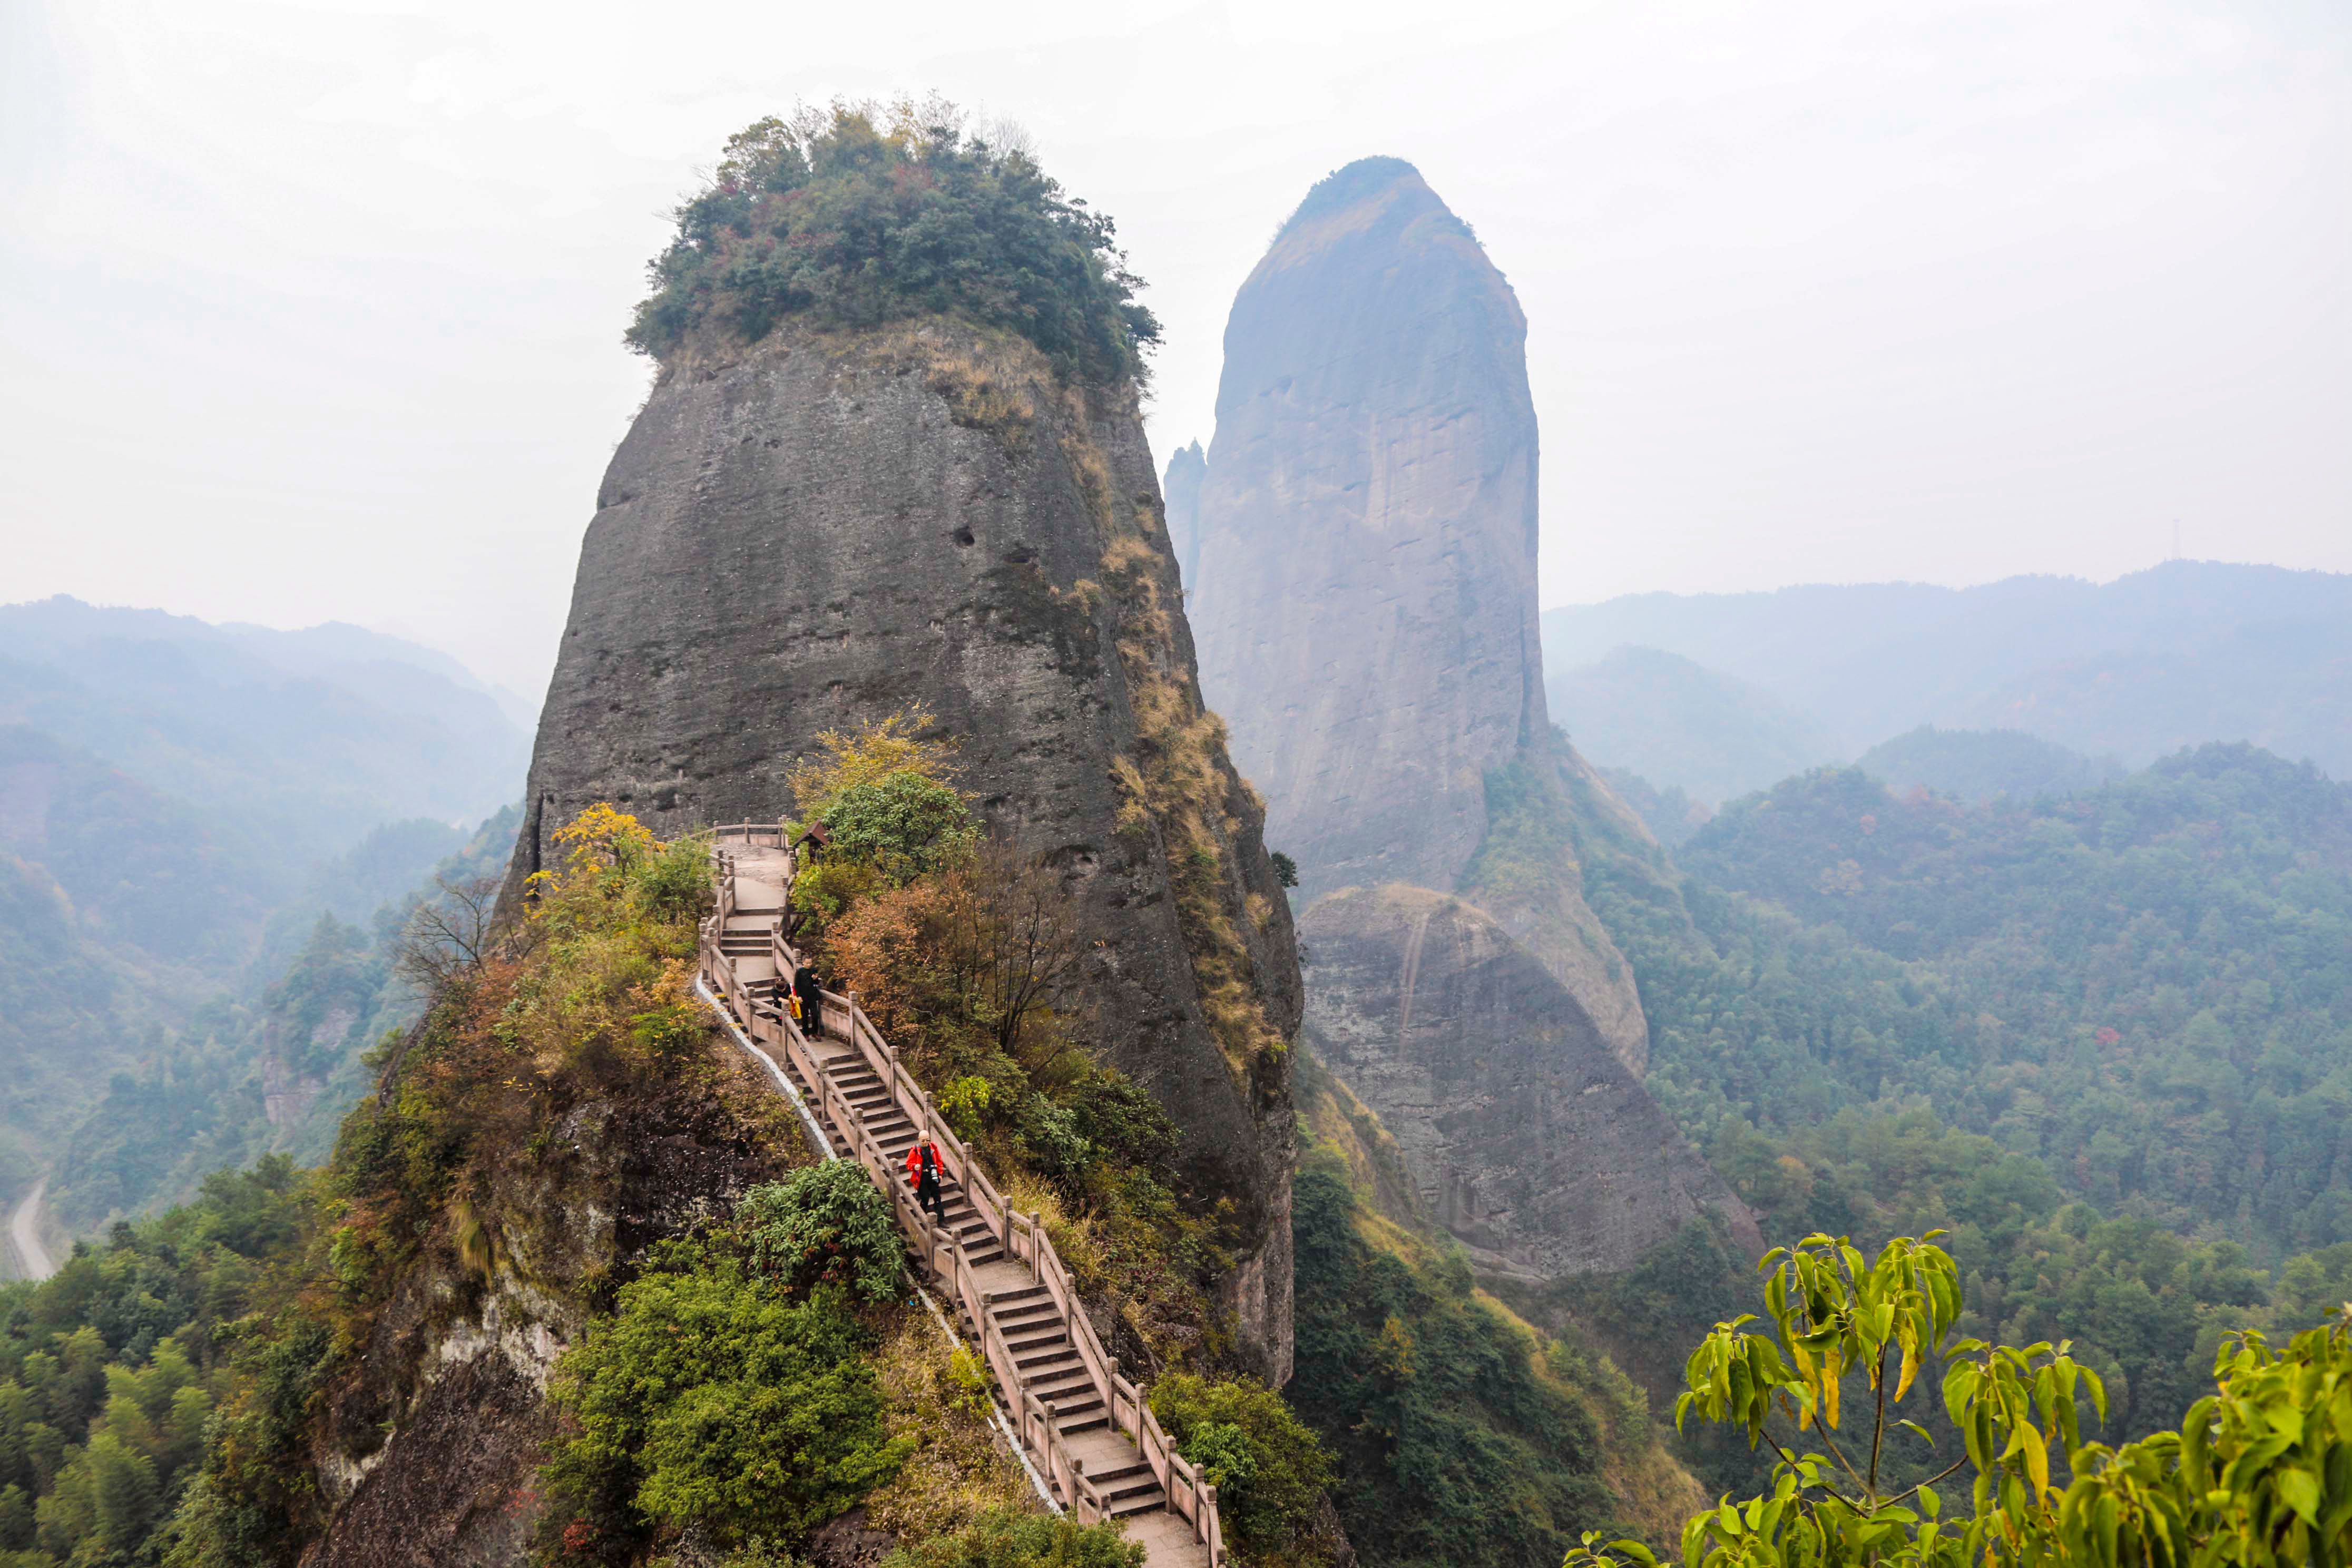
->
[1551,645,1837,806]
[0,595,537,727]
[0,595,532,865]
[1543,562,2351,800]
[0,596,530,1218]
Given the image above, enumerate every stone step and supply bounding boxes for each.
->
[1026,1365,1093,1397]
[1106,1491,1168,1520]
[1090,1461,1154,1487]
[1058,1401,1110,1438]
[1016,1344,1081,1376]
[1097,1472,1161,1505]
[994,1301,1057,1330]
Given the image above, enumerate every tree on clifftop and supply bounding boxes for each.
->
[628,96,1160,388]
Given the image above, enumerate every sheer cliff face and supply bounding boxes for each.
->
[1300,887,1758,1278]
[1187,157,1550,901]
[509,320,1302,1377]
[1182,158,1746,1278]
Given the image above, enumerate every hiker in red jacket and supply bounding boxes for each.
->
[905,1136,946,1224]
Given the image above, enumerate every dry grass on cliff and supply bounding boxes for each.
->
[861,1314,1044,1541]
[1085,469,1288,1083]
[848,319,1050,454]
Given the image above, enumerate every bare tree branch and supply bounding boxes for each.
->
[394,874,504,993]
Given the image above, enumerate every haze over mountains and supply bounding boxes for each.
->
[1543,563,2352,808]
[3,60,2347,1565]
[0,595,530,1254]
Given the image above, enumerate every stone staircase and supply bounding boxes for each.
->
[699,829,1216,1568]
[775,1036,1186,1529]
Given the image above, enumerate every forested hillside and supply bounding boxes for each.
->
[1676,742,2352,1253]
[1854,725,2123,805]
[44,808,517,1237]
[1556,739,2352,1474]
[1,724,274,1200]
[1289,1056,1707,1568]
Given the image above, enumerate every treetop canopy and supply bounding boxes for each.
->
[628,97,1161,389]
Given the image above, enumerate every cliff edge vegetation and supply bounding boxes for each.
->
[0,803,1138,1567]
[626,97,1157,388]
[1287,1054,1711,1568]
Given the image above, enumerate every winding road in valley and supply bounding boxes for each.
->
[9,1180,55,1281]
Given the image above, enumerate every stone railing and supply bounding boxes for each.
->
[698,827,1223,1565]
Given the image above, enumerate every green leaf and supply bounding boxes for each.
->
[2019,1420,2051,1501]
[2278,1466,2321,1525]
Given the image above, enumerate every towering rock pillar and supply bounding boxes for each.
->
[1187,158,1549,903]
[1181,159,1755,1277]
[509,320,1303,1378]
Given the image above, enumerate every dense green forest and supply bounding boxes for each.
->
[1562,740,2352,1472]
[0,1159,308,1565]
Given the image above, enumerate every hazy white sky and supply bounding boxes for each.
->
[4,0,2346,698]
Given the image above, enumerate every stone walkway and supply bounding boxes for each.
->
[711,851,1211,1568]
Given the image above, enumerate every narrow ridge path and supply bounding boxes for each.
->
[9,1181,55,1282]
[700,831,1219,1568]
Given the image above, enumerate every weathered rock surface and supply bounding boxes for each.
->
[506,319,1301,1376]
[1175,156,1746,1280]
[305,1042,802,1566]
[1299,886,1758,1278]
[1184,156,1550,904]
[1177,156,1647,1072]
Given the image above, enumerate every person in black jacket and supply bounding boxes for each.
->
[792,964,825,1041]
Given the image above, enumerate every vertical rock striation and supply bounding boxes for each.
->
[508,320,1302,1377]
[1181,158,1750,1277]
[1185,157,1549,904]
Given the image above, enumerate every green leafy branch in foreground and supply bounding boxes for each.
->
[1566,1233,2352,1566]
